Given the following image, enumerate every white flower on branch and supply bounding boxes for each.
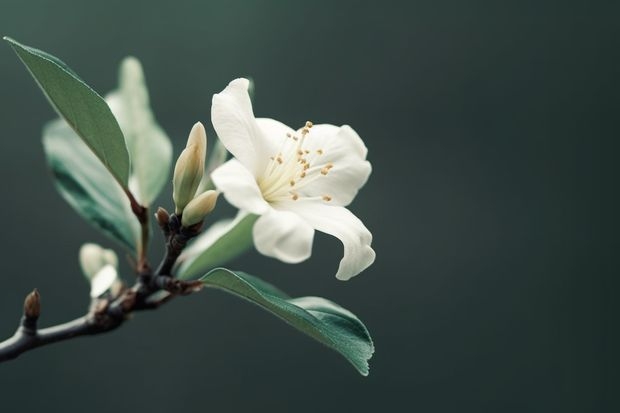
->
[210,78,375,280]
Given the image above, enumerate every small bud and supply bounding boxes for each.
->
[79,244,118,280]
[79,244,120,298]
[155,207,170,228]
[181,190,219,227]
[24,289,41,320]
[173,122,207,214]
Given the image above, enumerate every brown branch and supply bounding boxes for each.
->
[124,189,150,274]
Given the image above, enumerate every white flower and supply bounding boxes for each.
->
[210,78,375,280]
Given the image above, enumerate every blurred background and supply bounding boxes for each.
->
[0,1,616,411]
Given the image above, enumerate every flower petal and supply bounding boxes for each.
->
[297,124,371,206]
[211,159,269,214]
[211,78,276,175]
[256,117,296,148]
[253,209,314,264]
[285,201,375,280]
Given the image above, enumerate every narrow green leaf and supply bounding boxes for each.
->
[200,268,375,375]
[176,214,257,280]
[106,57,172,205]
[43,119,140,251]
[4,37,130,186]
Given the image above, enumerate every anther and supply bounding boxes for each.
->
[322,195,332,202]
[291,193,299,201]
[317,149,324,155]
[290,180,295,186]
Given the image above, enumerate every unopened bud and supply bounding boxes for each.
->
[155,207,170,228]
[79,244,118,280]
[24,289,41,319]
[181,190,219,227]
[173,122,207,214]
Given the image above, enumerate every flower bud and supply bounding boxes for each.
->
[79,244,119,297]
[24,288,41,320]
[181,190,219,227]
[79,244,115,278]
[173,122,207,214]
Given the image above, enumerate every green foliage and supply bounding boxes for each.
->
[4,37,130,187]
[201,268,374,375]
[43,120,140,251]
[176,214,258,279]
[107,57,172,206]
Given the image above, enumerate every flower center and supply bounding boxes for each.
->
[258,121,333,204]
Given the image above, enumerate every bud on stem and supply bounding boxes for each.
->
[181,190,219,227]
[23,289,41,320]
[173,122,207,214]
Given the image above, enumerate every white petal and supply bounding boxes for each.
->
[256,117,296,147]
[287,201,375,280]
[211,78,276,175]
[90,265,118,298]
[297,124,371,206]
[211,159,269,214]
[253,209,314,264]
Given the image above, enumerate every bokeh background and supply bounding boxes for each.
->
[0,1,615,412]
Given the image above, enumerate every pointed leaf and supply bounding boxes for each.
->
[200,268,374,375]
[43,119,140,251]
[106,57,172,205]
[176,213,257,279]
[4,37,130,186]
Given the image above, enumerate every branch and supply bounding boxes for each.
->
[0,210,205,363]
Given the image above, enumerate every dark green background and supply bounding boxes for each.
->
[0,1,615,411]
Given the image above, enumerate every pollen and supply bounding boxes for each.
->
[291,193,299,201]
[305,120,313,128]
[322,195,332,202]
[316,149,323,155]
[276,156,283,164]
[290,180,295,186]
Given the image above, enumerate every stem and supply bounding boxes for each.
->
[0,208,206,363]
[125,189,150,274]
[0,317,98,362]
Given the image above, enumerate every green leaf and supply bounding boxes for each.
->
[200,269,374,375]
[4,37,130,187]
[43,119,140,251]
[106,57,172,205]
[176,213,257,280]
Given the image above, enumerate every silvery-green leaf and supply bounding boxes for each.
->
[176,213,257,279]
[43,119,140,251]
[201,268,374,375]
[4,37,130,187]
[106,57,172,205]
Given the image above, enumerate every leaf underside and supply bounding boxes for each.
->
[43,119,139,251]
[200,268,374,376]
